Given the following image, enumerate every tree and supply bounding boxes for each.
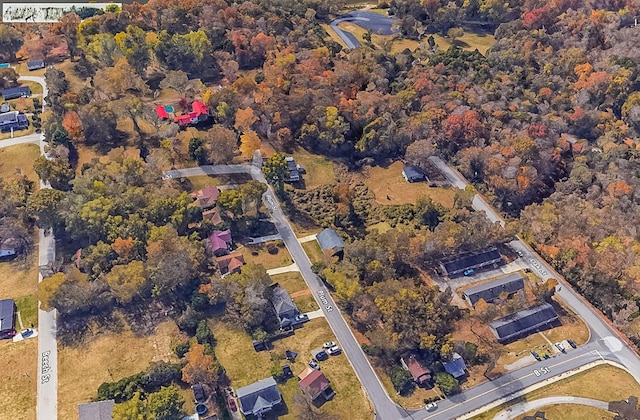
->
[27,189,66,230]
[205,125,237,164]
[0,26,24,62]
[114,25,150,76]
[389,366,415,396]
[238,180,267,215]
[146,386,185,420]
[195,320,215,346]
[181,343,219,385]
[33,157,74,191]
[61,111,84,144]
[0,68,18,89]
[217,189,243,220]
[37,273,67,311]
[435,372,459,395]
[160,70,191,97]
[94,57,149,99]
[262,153,288,195]
[234,107,258,132]
[104,261,148,304]
[52,13,81,60]
[239,130,261,159]
[447,27,464,44]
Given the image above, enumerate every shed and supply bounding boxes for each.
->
[0,103,8,113]
[439,247,502,277]
[0,299,16,339]
[2,86,31,100]
[236,377,282,416]
[402,165,427,182]
[489,303,559,343]
[463,273,525,307]
[27,59,46,71]
[77,399,114,420]
[442,352,467,379]
[316,228,344,255]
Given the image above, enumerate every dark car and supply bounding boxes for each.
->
[542,353,550,359]
[530,350,541,361]
[21,328,34,338]
[567,339,577,349]
[314,350,329,361]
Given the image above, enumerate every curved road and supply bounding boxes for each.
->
[493,396,610,419]
[329,10,398,49]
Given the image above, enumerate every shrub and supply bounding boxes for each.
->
[435,372,460,395]
[389,366,415,396]
[174,342,190,359]
[196,320,215,346]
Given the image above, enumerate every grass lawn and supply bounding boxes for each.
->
[291,148,336,190]
[293,294,320,313]
[0,338,37,420]
[58,320,182,420]
[0,143,40,182]
[301,241,323,265]
[429,31,496,55]
[364,161,456,208]
[20,81,44,95]
[0,254,39,299]
[213,318,373,419]
[15,294,38,328]
[270,272,307,294]
[517,404,613,420]
[56,60,88,93]
[241,242,293,270]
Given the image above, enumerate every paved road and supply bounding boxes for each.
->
[165,165,406,420]
[493,395,610,419]
[19,75,58,420]
[0,132,41,148]
[329,10,398,49]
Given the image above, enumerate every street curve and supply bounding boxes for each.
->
[493,396,610,419]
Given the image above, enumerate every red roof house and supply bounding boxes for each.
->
[174,100,210,127]
[208,229,232,256]
[191,186,220,209]
[298,369,335,402]
[155,105,169,120]
[217,252,245,274]
[401,354,431,385]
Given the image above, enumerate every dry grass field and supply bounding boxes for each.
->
[270,272,307,294]
[517,404,613,420]
[240,242,293,270]
[291,148,336,190]
[0,338,37,420]
[0,143,39,181]
[301,240,324,265]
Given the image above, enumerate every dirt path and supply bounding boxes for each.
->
[291,290,311,298]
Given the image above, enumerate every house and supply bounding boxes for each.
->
[0,299,16,339]
[285,157,300,182]
[439,247,503,277]
[316,228,344,256]
[174,100,210,127]
[27,59,46,71]
[0,111,29,132]
[401,353,431,385]
[298,368,335,402]
[78,399,114,420]
[442,352,467,379]
[236,377,282,417]
[490,303,559,343]
[402,165,427,182]
[155,105,169,120]
[216,253,245,274]
[463,273,525,308]
[191,186,220,209]
[208,229,232,256]
[270,284,299,328]
[2,86,31,100]
[203,207,223,225]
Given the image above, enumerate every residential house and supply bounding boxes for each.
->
[298,368,335,403]
[203,207,223,225]
[442,352,467,379]
[401,353,431,385]
[155,105,169,120]
[78,399,114,420]
[208,229,232,257]
[236,377,282,417]
[270,284,299,328]
[285,157,300,182]
[174,100,209,127]
[439,247,503,277]
[402,165,427,183]
[463,273,525,308]
[316,228,344,256]
[27,59,46,71]
[191,186,220,209]
[2,86,31,100]
[216,252,245,274]
[490,303,559,343]
[0,299,16,339]
[0,111,29,132]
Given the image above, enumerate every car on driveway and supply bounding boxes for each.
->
[327,346,341,356]
[323,341,336,349]
[463,269,474,276]
[295,314,309,323]
[21,328,34,338]
[308,359,320,370]
[530,350,541,361]
[426,402,438,411]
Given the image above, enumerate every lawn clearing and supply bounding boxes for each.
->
[291,148,336,189]
[0,143,39,181]
[293,294,320,313]
[19,81,44,95]
[58,320,182,420]
[430,31,496,55]
[321,24,348,49]
[56,60,88,93]
[0,338,37,420]
[241,242,293,270]
[301,240,323,265]
[270,272,307,294]
[15,294,38,328]
[365,161,456,208]
[180,175,224,192]
[517,404,614,420]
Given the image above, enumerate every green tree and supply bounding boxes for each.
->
[195,320,215,346]
[262,153,288,195]
[238,180,267,215]
[33,157,74,191]
[217,189,244,220]
[0,25,24,62]
[389,366,415,396]
[37,273,67,311]
[104,261,148,304]
[146,385,185,420]
[189,137,208,165]
[26,189,66,230]
[114,25,150,76]
[435,372,459,395]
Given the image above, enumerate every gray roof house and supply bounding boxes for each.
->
[0,111,29,132]
[442,352,467,379]
[316,228,344,256]
[237,377,282,417]
[0,299,16,339]
[490,303,559,343]
[402,165,427,182]
[463,273,525,307]
[2,86,31,100]
[270,284,299,328]
[27,59,46,71]
[78,399,115,420]
[440,247,502,277]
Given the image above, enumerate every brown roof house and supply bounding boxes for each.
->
[298,368,335,403]
[203,207,223,225]
[401,353,432,385]
[216,252,245,275]
[191,186,220,209]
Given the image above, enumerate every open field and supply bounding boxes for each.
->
[56,60,88,93]
[431,31,496,55]
[213,318,373,419]
[270,272,307,294]
[241,242,293,270]
[517,404,613,420]
[58,320,182,419]
[19,80,44,95]
[291,148,336,190]
[0,338,37,420]
[0,253,39,299]
[0,143,40,182]
[301,240,323,265]
[364,161,456,208]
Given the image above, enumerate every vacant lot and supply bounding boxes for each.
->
[0,143,40,181]
[58,320,182,419]
[291,149,336,190]
[301,240,323,265]
[517,404,613,420]
[270,272,307,294]
[241,242,293,270]
[213,318,373,419]
[0,338,37,420]
[365,161,456,208]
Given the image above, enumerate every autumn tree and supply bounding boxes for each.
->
[61,111,84,144]
[262,153,288,195]
[0,25,24,62]
[239,131,262,159]
[105,261,149,304]
[181,343,220,385]
[114,25,150,76]
[27,189,66,230]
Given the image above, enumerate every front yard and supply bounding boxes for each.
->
[241,241,293,270]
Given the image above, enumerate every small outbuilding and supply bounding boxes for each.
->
[27,59,46,71]
[237,377,282,417]
[402,165,427,183]
[77,399,114,420]
[316,228,344,256]
[0,299,16,339]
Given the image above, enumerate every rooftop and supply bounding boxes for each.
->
[236,377,282,415]
[442,352,467,378]
[490,303,559,343]
[77,399,114,420]
[463,273,525,307]
[440,247,502,276]
[316,228,344,253]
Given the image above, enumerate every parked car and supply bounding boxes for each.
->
[228,398,237,412]
[308,359,320,370]
[314,350,329,361]
[327,346,341,356]
[295,314,309,323]
[530,350,541,361]
[542,353,550,359]
[567,339,577,349]
[21,328,34,338]
[555,342,566,353]
[463,269,474,276]
[516,250,524,257]
[323,341,337,349]
[426,402,438,411]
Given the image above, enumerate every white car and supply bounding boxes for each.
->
[426,402,438,411]
[323,341,336,349]
[327,346,341,356]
